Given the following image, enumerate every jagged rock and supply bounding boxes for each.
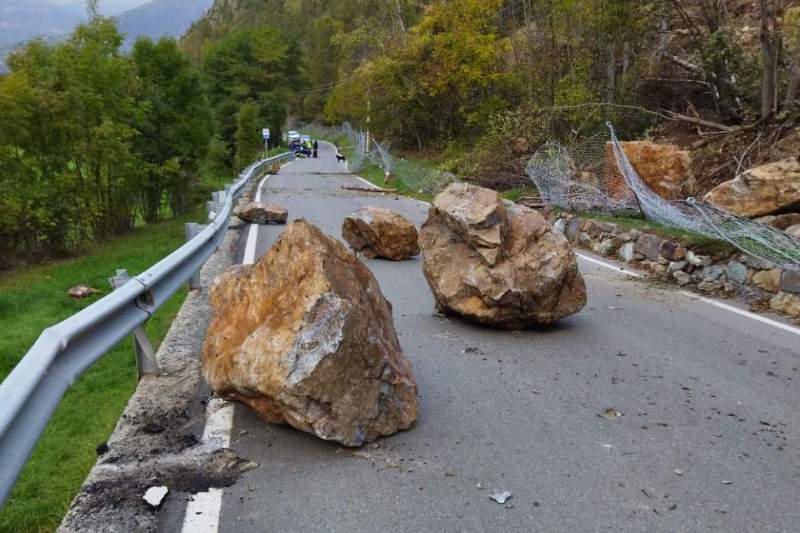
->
[770,291,800,317]
[341,207,420,260]
[633,233,663,261]
[237,202,288,225]
[609,141,692,200]
[419,183,586,329]
[752,269,782,293]
[704,157,800,218]
[429,183,508,266]
[202,220,418,446]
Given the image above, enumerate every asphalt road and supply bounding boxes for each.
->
[218,142,800,532]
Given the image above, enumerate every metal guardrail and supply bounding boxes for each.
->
[0,152,291,506]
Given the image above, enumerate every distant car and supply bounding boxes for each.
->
[300,134,311,143]
[287,131,301,142]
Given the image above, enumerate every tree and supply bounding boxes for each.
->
[203,26,297,168]
[235,100,263,171]
[132,37,214,220]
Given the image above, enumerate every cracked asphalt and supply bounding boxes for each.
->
[215,143,800,532]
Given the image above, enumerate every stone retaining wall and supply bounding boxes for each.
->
[550,213,800,319]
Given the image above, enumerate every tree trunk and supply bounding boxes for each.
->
[785,55,800,108]
[759,0,779,119]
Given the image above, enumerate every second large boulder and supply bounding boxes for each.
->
[341,207,420,260]
[202,220,418,446]
[419,183,587,329]
[704,157,800,217]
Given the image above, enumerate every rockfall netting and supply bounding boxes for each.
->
[339,123,460,194]
[527,123,800,271]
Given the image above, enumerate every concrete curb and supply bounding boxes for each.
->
[58,222,246,532]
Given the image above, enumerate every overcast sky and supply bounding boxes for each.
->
[50,0,155,16]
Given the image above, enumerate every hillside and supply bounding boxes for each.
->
[117,0,214,47]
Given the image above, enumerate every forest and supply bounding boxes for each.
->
[0,3,298,269]
[3,0,800,268]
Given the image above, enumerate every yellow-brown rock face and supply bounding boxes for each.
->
[202,220,418,446]
[341,207,420,260]
[607,141,692,200]
[419,183,587,329]
[704,157,800,218]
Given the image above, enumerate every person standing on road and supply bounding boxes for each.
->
[313,140,319,159]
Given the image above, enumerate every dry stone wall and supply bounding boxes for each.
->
[550,213,800,320]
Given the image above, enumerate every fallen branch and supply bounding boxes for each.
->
[664,111,737,132]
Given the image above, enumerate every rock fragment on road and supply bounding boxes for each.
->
[202,220,418,446]
[341,206,420,260]
[490,490,512,504]
[237,202,288,224]
[419,182,587,328]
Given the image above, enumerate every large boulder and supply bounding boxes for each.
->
[202,220,418,446]
[419,183,587,329]
[704,157,800,218]
[237,202,288,224]
[607,141,692,200]
[341,207,420,260]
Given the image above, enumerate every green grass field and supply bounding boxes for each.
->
[0,209,205,532]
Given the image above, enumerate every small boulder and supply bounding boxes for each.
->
[202,220,418,446]
[704,157,800,218]
[419,183,587,329]
[68,285,101,299]
[752,269,782,293]
[237,202,288,225]
[770,291,800,317]
[341,207,420,260]
[633,233,663,261]
[660,240,687,262]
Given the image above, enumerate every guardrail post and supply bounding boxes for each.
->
[108,269,158,378]
[185,223,205,290]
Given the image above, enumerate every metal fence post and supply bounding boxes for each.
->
[108,269,158,378]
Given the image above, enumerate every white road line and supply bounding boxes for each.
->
[182,167,281,533]
[576,251,800,337]
[678,290,800,337]
[576,252,643,278]
[181,398,234,533]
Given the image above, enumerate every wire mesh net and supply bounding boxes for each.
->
[527,123,800,271]
[339,123,460,194]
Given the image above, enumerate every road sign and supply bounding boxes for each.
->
[262,128,270,139]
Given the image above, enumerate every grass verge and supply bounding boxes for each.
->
[0,208,205,532]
